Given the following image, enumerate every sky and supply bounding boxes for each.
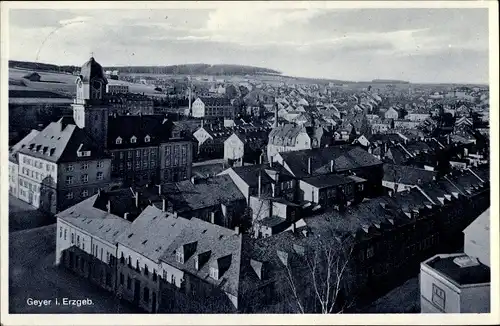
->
[8,6,490,84]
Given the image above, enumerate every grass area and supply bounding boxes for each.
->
[9,224,138,314]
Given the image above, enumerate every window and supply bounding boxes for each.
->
[64,229,67,240]
[71,233,74,244]
[46,164,50,172]
[130,136,137,144]
[153,270,157,281]
[143,287,150,302]
[432,284,446,310]
[66,192,74,199]
[136,150,140,158]
[127,162,132,169]
[76,235,80,246]
[100,248,103,260]
[145,135,151,143]
[82,163,89,170]
[82,190,89,197]
[97,172,103,180]
[120,152,124,159]
[136,162,140,169]
[81,174,88,183]
[176,251,183,264]
[116,137,122,145]
[67,164,74,172]
[151,161,156,168]
[59,227,62,238]
[66,176,74,185]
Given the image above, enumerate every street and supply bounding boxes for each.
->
[9,224,139,314]
[9,195,55,232]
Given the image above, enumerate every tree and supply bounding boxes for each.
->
[282,233,356,313]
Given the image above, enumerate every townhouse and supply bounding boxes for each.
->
[191,96,234,119]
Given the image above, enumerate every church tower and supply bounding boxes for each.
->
[72,56,109,148]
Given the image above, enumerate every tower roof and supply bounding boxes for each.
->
[80,57,108,84]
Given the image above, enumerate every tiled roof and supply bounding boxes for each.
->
[160,218,243,297]
[198,96,232,107]
[165,175,245,212]
[383,163,436,185]
[57,195,131,244]
[18,117,110,163]
[116,205,188,263]
[268,124,306,146]
[302,174,355,189]
[9,129,39,163]
[107,115,175,149]
[279,145,382,177]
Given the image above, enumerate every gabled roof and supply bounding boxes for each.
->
[57,195,131,245]
[279,145,382,178]
[165,175,245,212]
[116,205,189,263]
[268,124,306,146]
[383,163,436,185]
[160,218,243,297]
[302,174,355,189]
[9,129,39,163]
[18,117,109,163]
[107,115,177,149]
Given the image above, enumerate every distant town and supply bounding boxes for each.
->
[8,56,490,314]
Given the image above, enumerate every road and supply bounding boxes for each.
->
[9,224,139,314]
[8,195,55,232]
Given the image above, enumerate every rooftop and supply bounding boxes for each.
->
[425,254,490,286]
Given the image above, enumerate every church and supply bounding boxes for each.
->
[10,57,193,214]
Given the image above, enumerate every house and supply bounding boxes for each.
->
[224,128,270,167]
[158,175,247,229]
[9,129,40,198]
[107,115,193,186]
[23,72,41,82]
[16,117,112,214]
[384,107,400,120]
[191,97,234,119]
[55,192,133,293]
[106,83,129,95]
[382,164,436,193]
[299,174,366,208]
[107,92,154,115]
[193,125,233,161]
[420,208,490,313]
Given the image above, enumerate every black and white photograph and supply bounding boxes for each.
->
[1,1,498,324]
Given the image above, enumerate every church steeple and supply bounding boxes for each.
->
[72,56,109,148]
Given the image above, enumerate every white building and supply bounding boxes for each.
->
[9,130,39,198]
[420,208,491,313]
[224,133,245,166]
[267,124,311,162]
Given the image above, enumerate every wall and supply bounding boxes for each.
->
[299,181,319,203]
[57,159,112,212]
[420,263,461,313]
[460,284,490,313]
[9,161,19,198]
[224,134,244,161]
[159,141,192,183]
[464,232,490,267]
[191,99,205,118]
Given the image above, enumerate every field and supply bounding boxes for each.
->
[9,67,165,97]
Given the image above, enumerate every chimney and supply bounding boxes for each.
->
[259,153,263,165]
[307,157,312,175]
[124,212,130,221]
[234,226,240,235]
[162,198,167,212]
[292,222,296,233]
[330,159,334,172]
[157,184,162,195]
[135,192,139,208]
[258,171,262,197]
[107,200,111,213]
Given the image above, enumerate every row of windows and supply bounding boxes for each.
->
[61,228,114,264]
[21,167,50,182]
[65,172,103,185]
[120,274,154,303]
[22,157,55,172]
[120,254,159,282]
[66,161,104,172]
[116,135,151,145]
[19,178,41,193]
[113,149,157,160]
[164,145,188,167]
[112,161,156,172]
[64,188,92,199]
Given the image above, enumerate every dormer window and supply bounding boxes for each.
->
[116,137,122,145]
[144,135,151,143]
[130,136,137,144]
[176,250,184,264]
[209,266,219,279]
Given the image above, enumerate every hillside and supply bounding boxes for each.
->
[105,64,281,76]
[9,60,281,76]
